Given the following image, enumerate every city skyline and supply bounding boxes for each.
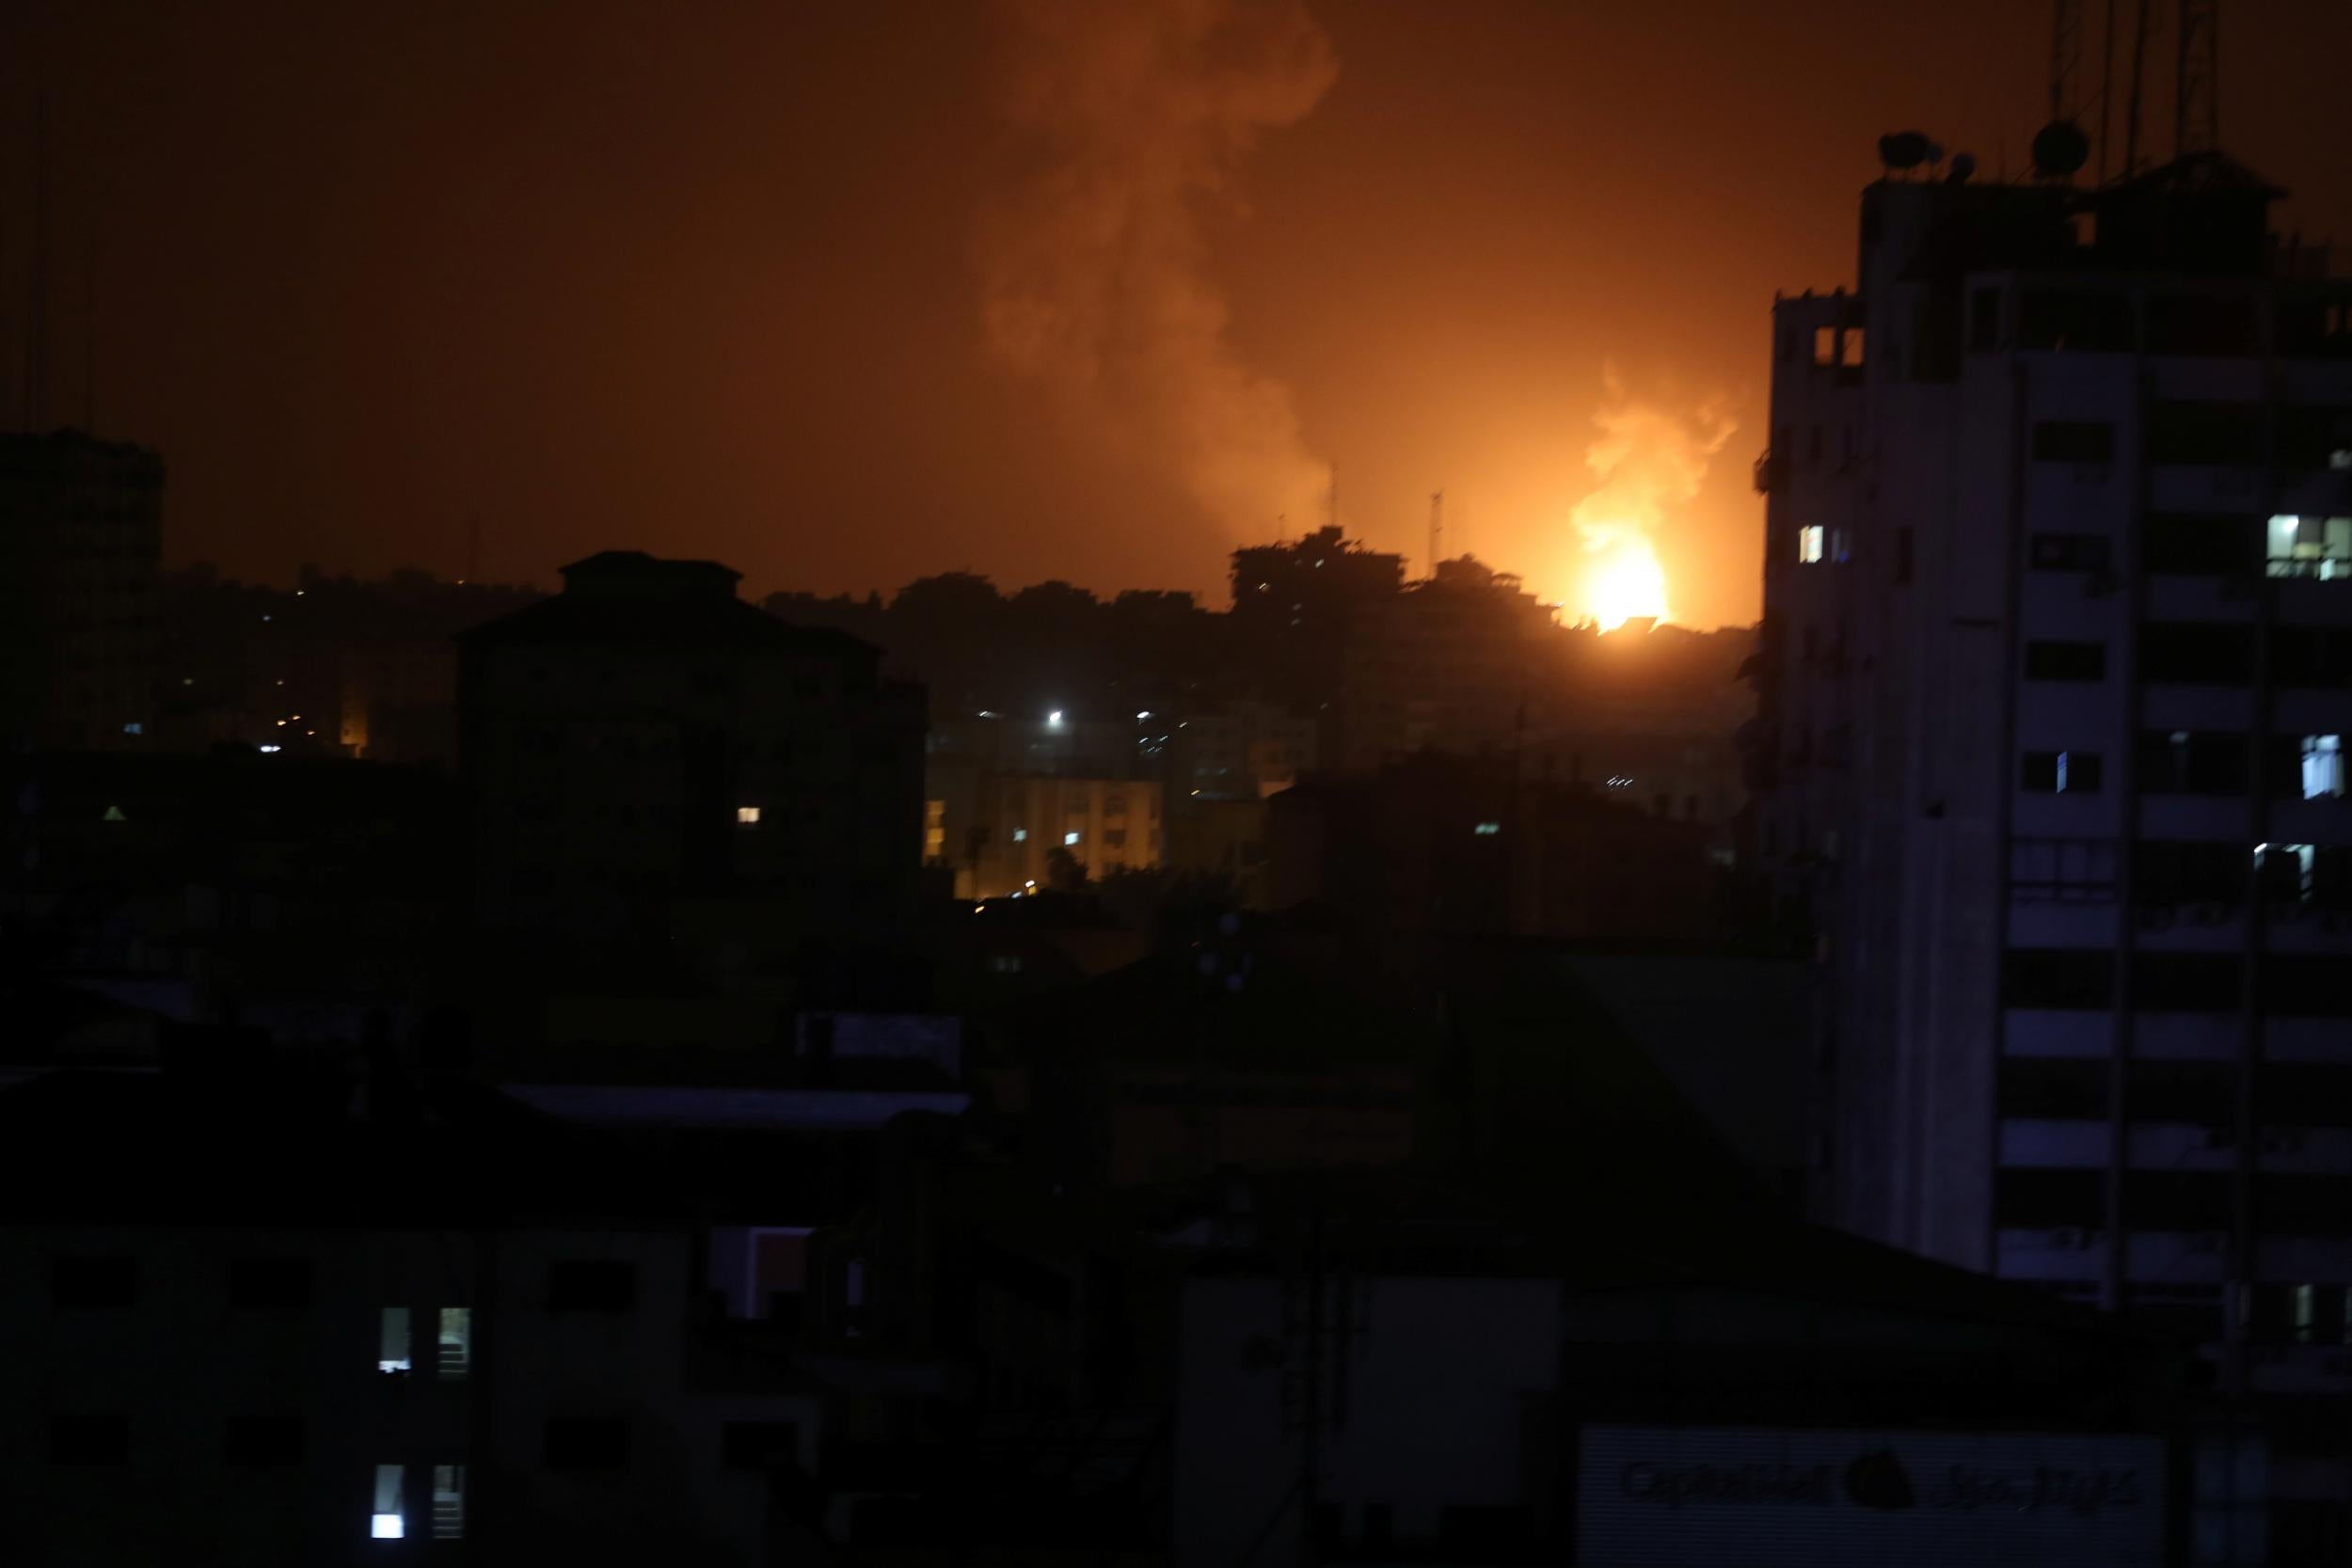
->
[5,0,2348,629]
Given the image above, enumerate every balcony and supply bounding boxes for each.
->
[1752,450,1782,495]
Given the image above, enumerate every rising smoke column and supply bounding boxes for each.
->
[977,0,1338,539]
[1568,369,1738,626]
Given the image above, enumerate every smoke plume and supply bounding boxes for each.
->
[977,0,1338,540]
[1568,369,1738,626]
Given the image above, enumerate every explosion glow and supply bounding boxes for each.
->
[1583,533,1671,630]
[1562,370,1736,631]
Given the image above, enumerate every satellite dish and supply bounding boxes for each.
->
[1878,131,1933,170]
[2032,120,2091,179]
[1947,151,1978,184]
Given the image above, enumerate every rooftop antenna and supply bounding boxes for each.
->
[2122,0,2155,176]
[24,96,51,434]
[2174,0,2217,156]
[81,224,95,432]
[1427,489,1444,577]
[465,512,483,585]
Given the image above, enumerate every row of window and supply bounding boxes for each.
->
[2029,407,2352,470]
[2010,838,2352,909]
[2026,626,2352,686]
[1995,1170,2352,1233]
[2033,514,2352,578]
[49,1257,633,1313]
[2004,948,2352,1012]
[1999,1058,2352,1125]
[2020,733,2344,798]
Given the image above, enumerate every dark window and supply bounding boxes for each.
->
[1998,1057,2109,1119]
[2004,949,2115,1009]
[1440,1506,1534,1548]
[2136,840,2245,905]
[2277,404,2352,470]
[2148,401,2265,466]
[50,1415,128,1465]
[2020,751,2104,793]
[2123,1172,2233,1229]
[229,1259,311,1310]
[2141,622,2254,684]
[2274,627,2352,689]
[2136,730,2250,794]
[548,1260,636,1312]
[2025,640,2107,681]
[2018,289,2137,352]
[2146,294,2261,356]
[545,1417,630,1469]
[2126,1061,2236,1125]
[2132,952,2241,1011]
[1994,1168,2103,1227]
[720,1421,800,1470]
[2144,514,2258,577]
[2258,1177,2352,1237]
[2010,837,2118,901]
[2256,1066,2352,1128]
[1895,527,1915,584]
[2265,956,2352,1017]
[2029,531,2112,571]
[2032,420,2115,464]
[224,1416,304,1467]
[53,1258,135,1308]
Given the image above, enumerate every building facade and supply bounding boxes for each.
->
[461,551,928,944]
[1753,150,2352,1534]
[0,431,165,752]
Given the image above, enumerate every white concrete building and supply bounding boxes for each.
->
[1753,147,2352,1535]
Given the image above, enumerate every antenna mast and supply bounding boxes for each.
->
[1427,490,1443,578]
[2174,0,2218,156]
[2049,0,2084,124]
[24,97,51,434]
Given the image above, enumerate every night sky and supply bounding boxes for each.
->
[5,0,2348,628]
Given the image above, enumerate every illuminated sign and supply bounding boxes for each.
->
[1577,1426,2164,1568]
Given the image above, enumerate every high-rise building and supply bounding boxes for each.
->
[1754,146,2352,1509]
[461,551,927,945]
[0,432,165,751]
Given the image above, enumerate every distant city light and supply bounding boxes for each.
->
[259,744,281,753]
[1064,831,1081,846]
[1606,776,1634,789]
[736,806,762,825]
[372,1515,405,1540]
[1473,821,1502,836]
[1136,710,1152,721]
[121,722,143,736]
[1047,710,1064,725]
[1011,828,1027,842]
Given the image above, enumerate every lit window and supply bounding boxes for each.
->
[437,1307,470,1380]
[1047,710,1064,725]
[736,806,761,826]
[1472,822,1502,836]
[2304,735,2345,800]
[1064,831,1081,846]
[258,744,281,753]
[433,1465,465,1539]
[1011,828,1027,843]
[378,1307,410,1374]
[373,1464,405,1538]
[2294,1283,2318,1345]
[121,721,143,736]
[1798,526,1825,564]
[2267,515,2352,579]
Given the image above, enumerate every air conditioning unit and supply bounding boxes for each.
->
[2261,1127,2307,1154]
[2203,1126,2236,1149]
[2189,1231,2228,1255]
[2137,905,2177,931]
[2046,1227,2091,1251]
[2195,902,2231,926]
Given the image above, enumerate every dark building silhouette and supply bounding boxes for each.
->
[0,431,165,752]
[459,550,927,949]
